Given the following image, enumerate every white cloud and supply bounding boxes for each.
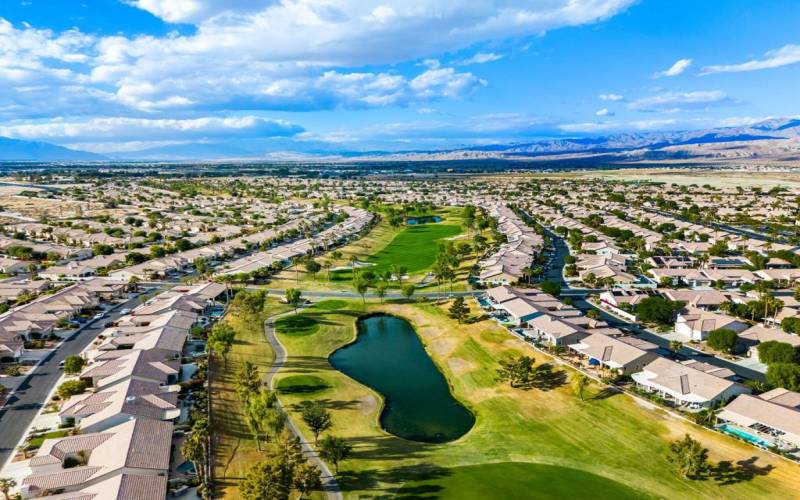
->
[458,52,504,65]
[701,44,800,74]
[595,108,613,116]
[629,90,731,112]
[558,118,677,133]
[653,58,692,78]
[0,116,303,142]
[0,1,635,118]
[599,93,623,101]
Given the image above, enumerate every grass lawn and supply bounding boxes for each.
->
[210,297,292,499]
[268,206,476,291]
[395,462,648,499]
[275,314,320,336]
[276,374,332,395]
[270,297,800,499]
[363,223,462,274]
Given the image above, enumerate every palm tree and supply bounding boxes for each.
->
[0,478,16,500]
[669,340,683,358]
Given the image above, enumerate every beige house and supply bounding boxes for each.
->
[717,388,800,451]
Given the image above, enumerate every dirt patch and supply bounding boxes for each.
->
[358,394,378,415]
[429,337,458,357]
[448,357,475,375]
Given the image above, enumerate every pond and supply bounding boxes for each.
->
[406,215,442,225]
[329,314,474,443]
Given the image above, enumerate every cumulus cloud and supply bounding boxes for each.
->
[458,52,504,65]
[0,116,303,142]
[599,93,624,101]
[653,58,692,78]
[0,1,636,118]
[701,44,800,74]
[595,108,613,117]
[629,90,732,112]
[558,118,677,132]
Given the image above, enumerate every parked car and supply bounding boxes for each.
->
[93,312,106,320]
[119,308,131,315]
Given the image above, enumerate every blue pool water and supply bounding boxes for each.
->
[718,424,773,448]
[177,461,196,474]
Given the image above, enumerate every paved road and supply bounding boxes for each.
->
[0,291,155,469]
[263,312,343,500]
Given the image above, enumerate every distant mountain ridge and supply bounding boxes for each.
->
[1,117,800,163]
[0,137,106,161]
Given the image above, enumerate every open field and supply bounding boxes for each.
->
[271,298,800,499]
[523,168,800,188]
[209,297,292,499]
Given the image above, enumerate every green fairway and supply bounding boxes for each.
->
[366,223,461,274]
[395,462,650,499]
[311,299,348,311]
[270,299,799,499]
[276,374,331,395]
[275,314,320,336]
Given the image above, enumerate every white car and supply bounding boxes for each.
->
[119,308,131,315]
[93,312,105,320]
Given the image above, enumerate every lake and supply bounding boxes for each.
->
[329,314,474,443]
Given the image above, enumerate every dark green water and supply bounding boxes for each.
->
[329,315,475,443]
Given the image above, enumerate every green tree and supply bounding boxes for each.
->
[207,322,236,366]
[236,360,261,403]
[448,297,469,323]
[0,478,17,500]
[766,363,800,391]
[540,280,561,298]
[635,296,681,326]
[319,435,353,474]
[181,429,206,486]
[757,341,798,365]
[240,460,290,500]
[400,283,415,301]
[353,276,369,304]
[293,461,322,498]
[571,372,589,401]
[669,340,684,358]
[497,355,535,388]
[62,355,85,375]
[285,288,303,314]
[300,401,332,445]
[375,281,388,303]
[707,328,738,354]
[667,434,709,479]
[304,259,322,280]
[244,387,283,450]
[57,379,89,399]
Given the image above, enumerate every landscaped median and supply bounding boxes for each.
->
[263,297,799,499]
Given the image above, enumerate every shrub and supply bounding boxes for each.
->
[57,380,89,400]
[707,328,738,354]
[757,341,798,365]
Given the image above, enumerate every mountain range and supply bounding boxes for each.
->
[2,118,800,163]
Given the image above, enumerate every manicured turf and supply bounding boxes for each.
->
[270,299,799,499]
[275,314,320,336]
[276,374,331,395]
[395,462,650,499]
[312,299,348,311]
[366,223,461,274]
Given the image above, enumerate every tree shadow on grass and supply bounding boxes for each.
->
[708,456,774,486]
[529,363,567,391]
[337,462,451,498]
[591,386,621,401]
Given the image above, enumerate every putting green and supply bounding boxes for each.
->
[366,224,462,274]
[395,462,649,499]
[312,299,348,311]
[275,375,330,395]
[275,314,320,336]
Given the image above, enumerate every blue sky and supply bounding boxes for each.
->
[1,0,799,154]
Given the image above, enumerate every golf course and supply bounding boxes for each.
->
[267,298,800,499]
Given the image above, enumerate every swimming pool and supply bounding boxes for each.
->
[718,424,774,448]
